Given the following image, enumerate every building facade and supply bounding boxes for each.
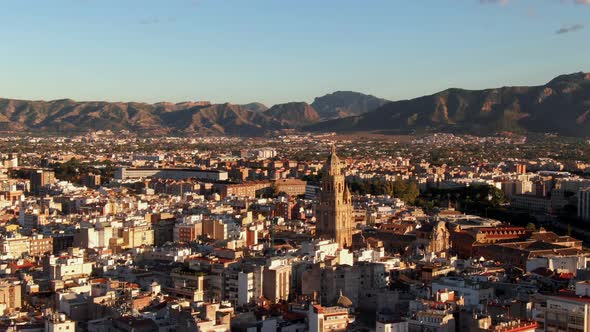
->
[578,187,590,221]
[115,167,228,181]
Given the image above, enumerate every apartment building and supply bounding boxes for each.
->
[308,304,352,332]
[263,258,293,303]
[534,281,590,332]
[0,278,21,314]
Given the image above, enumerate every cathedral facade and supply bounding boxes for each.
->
[316,145,353,248]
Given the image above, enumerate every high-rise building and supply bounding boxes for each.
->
[30,169,55,195]
[263,258,292,303]
[174,220,202,243]
[202,219,227,241]
[82,173,101,188]
[316,145,353,248]
[578,187,590,221]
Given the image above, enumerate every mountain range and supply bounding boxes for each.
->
[309,72,590,137]
[0,91,386,136]
[1,72,589,137]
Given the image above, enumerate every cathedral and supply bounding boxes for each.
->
[412,221,451,257]
[316,145,353,248]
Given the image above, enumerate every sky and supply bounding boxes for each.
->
[0,0,589,106]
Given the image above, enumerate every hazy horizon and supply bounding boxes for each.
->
[0,70,588,107]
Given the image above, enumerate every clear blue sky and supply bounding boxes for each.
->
[0,0,588,106]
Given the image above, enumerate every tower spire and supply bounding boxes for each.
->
[327,144,341,176]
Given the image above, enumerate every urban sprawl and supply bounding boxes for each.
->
[0,132,590,331]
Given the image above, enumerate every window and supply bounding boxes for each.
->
[570,315,584,326]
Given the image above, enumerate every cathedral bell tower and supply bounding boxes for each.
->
[316,145,353,248]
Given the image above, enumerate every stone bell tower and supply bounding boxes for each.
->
[316,145,353,248]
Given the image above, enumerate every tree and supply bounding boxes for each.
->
[391,178,407,197]
[348,179,367,195]
[525,223,536,231]
[398,181,419,204]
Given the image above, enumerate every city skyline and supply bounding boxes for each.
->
[1,0,589,105]
[3,1,590,331]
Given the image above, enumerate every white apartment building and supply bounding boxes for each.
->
[115,167,228,181]
[431,277,494,308]
[48,254,94,280]
[534,281,590,331]
[526,254,587,275]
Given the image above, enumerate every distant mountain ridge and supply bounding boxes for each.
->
[2,72,590,136]
[308,72,590,137]
[240,102,268,113]
[265,102,321,127]
[0,91,383,135]
[311,91,389,120]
